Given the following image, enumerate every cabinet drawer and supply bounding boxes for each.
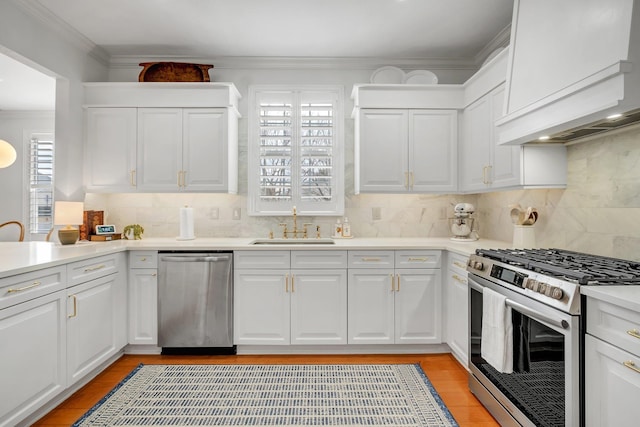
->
[234,251,290,269]
[129,251,158,269]
[448,253,470,275]
[587,298,640,357]
[0,266,66,310]
[291,251,347,269]
[348,251,395,268]
[396,250,441,269]
[67,253,121,286]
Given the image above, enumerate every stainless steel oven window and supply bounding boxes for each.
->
[468,274,580,427]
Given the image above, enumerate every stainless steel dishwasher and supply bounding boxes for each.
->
[158,251,235,354]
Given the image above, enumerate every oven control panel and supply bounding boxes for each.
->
[489,264,527,288]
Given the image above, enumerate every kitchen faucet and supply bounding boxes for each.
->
[278,206,316,239]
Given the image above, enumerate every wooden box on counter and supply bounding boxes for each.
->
[89,234,122,242]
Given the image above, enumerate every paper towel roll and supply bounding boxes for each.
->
[179,206,195,240]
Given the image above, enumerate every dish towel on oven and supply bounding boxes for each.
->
[481,287,513,373]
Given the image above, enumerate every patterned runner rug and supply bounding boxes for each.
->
[73,364,458,426]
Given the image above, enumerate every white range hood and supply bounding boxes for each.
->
[496,0,640,145]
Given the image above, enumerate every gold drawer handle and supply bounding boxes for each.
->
[68,295,77,318]
[453,261,467,269]
[452,274,467,284]
[390,274,395,291]
[140,257,147,261]
[84,264,106,273]
[623,360,640,375]
[130,169,136,187]
[361,257,381,262]
[7,281,42,293]
[285,274,289,293]
[627,329,640,340]
[291,275,295,293]
[408,257,428,262]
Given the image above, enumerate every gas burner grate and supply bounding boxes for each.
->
[476,248,640,285]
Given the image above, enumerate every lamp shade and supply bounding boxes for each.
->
[0,139,17,168]
[54,201,84,226]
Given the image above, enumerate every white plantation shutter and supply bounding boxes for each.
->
[249,86,343,216]
[29,134,54,234]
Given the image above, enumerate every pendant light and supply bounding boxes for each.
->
[0,139,17,168]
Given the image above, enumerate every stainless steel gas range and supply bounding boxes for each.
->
[466,248,640,427]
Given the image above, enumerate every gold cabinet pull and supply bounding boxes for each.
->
[181,170,187,188]
[68,295,77,318]
[151,273,157,277]
[409,171,414,190]
[390,273,395,291]
[396,274,401,292]
[84,264,105,273]
[130,169,136,187]
[623,360,640,375]
[404,171,409,189]
[453,261,467,269]
[452,274,468,285]
[361,257,381,262]
[627,329,640,340]
[291,275,295,293]
[285,274,289,292]
[140,257,147,261]
[7,281,41,293]
[408,257,428,262]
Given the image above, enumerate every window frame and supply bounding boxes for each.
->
[26,132,55,236]
[248,85,344,216]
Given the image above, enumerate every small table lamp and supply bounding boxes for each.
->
[54,201,84,245]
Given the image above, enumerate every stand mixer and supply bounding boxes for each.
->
[449,203,478,241]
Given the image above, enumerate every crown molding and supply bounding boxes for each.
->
[12,0,110,67]
[474,24,511,66]
[109,55,479,72]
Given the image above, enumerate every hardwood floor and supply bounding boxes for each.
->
[33,353,498,427]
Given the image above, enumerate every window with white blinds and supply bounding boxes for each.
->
[28,133,54,234]
[249,86,344,216]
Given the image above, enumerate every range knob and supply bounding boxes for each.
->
[526,279,539,292]
[473,261,484,270]
[537,282,548,294]
[546,286,564,300]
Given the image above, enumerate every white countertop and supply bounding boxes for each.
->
[0,237,513,279]
[580,285,640,313]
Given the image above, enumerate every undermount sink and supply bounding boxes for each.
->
[250,238,335,245]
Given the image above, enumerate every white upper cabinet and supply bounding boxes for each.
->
[460,48,568,192]
[83,83,240,193]
[84,108,137,192]
[497,0,640,145]
[353,85,460,194]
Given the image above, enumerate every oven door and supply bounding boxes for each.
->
[468,273,580,427]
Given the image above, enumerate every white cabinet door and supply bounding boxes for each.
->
[489,85,520,188]
[357,109,457,193]
[585,334,640,427]
[85,108,137,192]
[290,269,347,345]
[409,110,458,192]
[0,291,66,427]
[137,108,183,191]
[66,275,118,386]
[128,268,158,345]
[446,254,469,365]
[347,269,395,344]
[358,109,408,192]
[233,269,290,345]
[395,269,441,344]
[182,108,229,192]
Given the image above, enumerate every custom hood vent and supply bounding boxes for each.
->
[496,0,640,146]
[534,108,640,144]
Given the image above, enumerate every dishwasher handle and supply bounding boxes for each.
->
[160,255,231,263]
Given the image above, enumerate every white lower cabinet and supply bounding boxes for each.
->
[0,291,66,427]
[347,250,442,345]
[128,251,158,345]
[234,251,348,345]
[585,297,640,426]
[445,253,469,365]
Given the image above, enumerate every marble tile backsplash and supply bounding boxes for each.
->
[476,125,640,261]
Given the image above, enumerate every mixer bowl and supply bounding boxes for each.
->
[449,217,475,238]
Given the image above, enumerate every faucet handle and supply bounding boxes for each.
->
[278,223,288,238]
[316,225,321,238]
[302,223,313,238]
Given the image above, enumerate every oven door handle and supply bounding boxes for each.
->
[469,279,570,330]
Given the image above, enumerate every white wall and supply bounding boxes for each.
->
[0,0,108,204]
[0,112,54,239]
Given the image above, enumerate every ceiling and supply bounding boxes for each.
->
[0,0,514,110]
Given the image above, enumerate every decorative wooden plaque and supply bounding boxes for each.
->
[138,62,213,82]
